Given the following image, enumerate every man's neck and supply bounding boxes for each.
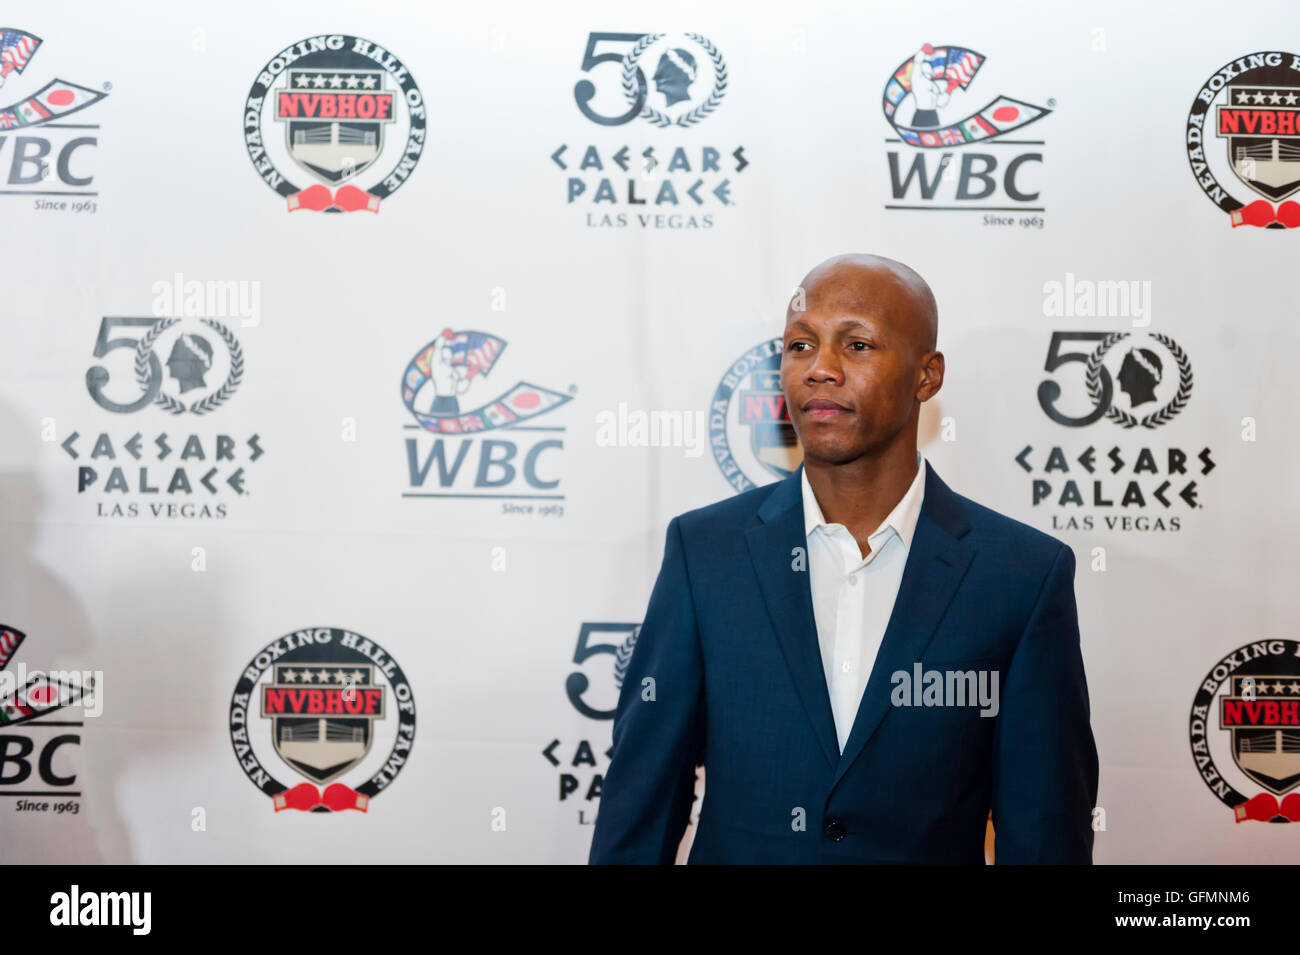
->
[804,440,920,553]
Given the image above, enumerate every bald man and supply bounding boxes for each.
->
[589,254,1099,865]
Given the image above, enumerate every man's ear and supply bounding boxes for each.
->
[917,351,944,402]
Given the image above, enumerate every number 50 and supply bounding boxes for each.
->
[573,32,647,126]
[1037,331,1112,428]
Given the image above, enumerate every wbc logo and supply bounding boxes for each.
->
[0,624,93,807]
[401,328,574,501]
[0,28,108,199]
[880,43,1052,214]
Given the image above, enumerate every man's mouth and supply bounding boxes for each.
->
[801,398,852,419]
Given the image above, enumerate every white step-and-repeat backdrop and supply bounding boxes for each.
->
[1,0,1297,863]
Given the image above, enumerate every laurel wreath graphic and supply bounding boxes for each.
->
[621,32,727,128]
[613,626,641,691]
[133,317,182,412]
[134,317,244,416]
[1084,332,1193,429]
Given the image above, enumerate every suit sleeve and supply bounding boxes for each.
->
[991,543,1099,864]
[588,517,705,864]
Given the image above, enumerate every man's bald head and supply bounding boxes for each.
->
[788,253,939,353]
[781,253,945,467]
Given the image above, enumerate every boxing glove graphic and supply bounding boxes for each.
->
[1274,201,1300,229]
[322,782,369,812]
[287,184,334,212]
[1278,792,1300,822]
[273,781,322,812]
[1230,199,1276,228]
[334,184,380,213]
[1234,792,1279,823]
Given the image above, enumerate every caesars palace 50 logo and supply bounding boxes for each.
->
[552,32,747,230]
[1191,640,1300,823]
[1187,51,1300,229]
[0,28,108,206]
[65,317,264,520]
[1015,331,1214,533]
[229,628,415,813]
[542,622,638,821]
[541,621,701,829]
[244,35,424,213]
[881,43,1051,224]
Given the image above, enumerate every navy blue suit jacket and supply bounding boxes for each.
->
[589,463,1099,864]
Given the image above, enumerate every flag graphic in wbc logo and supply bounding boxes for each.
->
[881,43,1051,147]
[229,628,415,814]
[0,626,23,670]
[401,329,572,435]
[0,624,93,728]
[0,28,38,79]
[0,28,106,132]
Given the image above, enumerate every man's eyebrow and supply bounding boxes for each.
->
[785,314,878,333]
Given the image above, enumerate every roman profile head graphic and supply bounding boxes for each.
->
[1117,347,1163,408]
[653,47,698,107]
[165,333,214,394]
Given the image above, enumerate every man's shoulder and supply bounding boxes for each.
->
[661,469,1072,570]
[670,481,778,536]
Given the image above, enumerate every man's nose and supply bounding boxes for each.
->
[807,350,843,383]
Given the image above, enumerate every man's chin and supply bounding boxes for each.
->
[797,441,869,468]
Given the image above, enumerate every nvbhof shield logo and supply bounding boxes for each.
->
[1222,674,1300,796]
[276,67,395,184]
[260,663,385,785]
[740,367,802,481]
[710,338,804,494]
[1217,82,1300,202]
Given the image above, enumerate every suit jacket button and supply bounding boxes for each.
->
[824,821,846,842]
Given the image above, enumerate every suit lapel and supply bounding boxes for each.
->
[745,467,840,770]
[830,465,975,789]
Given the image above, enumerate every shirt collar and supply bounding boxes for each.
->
[801,452,927,550]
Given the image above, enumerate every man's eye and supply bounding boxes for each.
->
[850,341,872,351]
[788,342,810,352]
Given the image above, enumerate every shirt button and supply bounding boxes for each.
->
[847,575,859,586]
[841,661,853,673]
[824,821,847,842]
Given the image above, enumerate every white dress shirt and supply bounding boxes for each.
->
[801,454,927,754]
